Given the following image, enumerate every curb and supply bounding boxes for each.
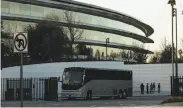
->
[160,97,183,104]
[160,102,183,106]
[133,95,168,97]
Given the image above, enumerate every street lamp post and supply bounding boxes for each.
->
[173,7,180,96]
[168,0,176,96]
[174,8,178,78]
[106,38,109,60]
[1,41,4,70]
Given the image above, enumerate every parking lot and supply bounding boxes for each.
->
[1,96,167,107]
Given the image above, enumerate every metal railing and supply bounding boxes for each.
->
[170,76,183,96]
[1,77,59,101]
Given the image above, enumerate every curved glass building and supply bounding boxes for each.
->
[1,0,154,53]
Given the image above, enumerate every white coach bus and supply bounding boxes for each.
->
[61,67,133,99]
[1,61,126,100]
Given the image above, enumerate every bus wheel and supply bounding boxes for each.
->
[122,91,127,99]
[86,90,92,100]
[118,90,123,99]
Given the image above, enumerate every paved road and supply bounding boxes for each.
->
[1,96,167,107]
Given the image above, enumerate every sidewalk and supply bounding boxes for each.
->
[162,102,183,106]
[133,91,169,97]
[160,96,183,106]
[1,101,62,107]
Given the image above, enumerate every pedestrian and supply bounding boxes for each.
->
[140,83,143,94]
[153,83,155,93]
[146,83,149,94]
[142,83,144,95]
[158,83,160,93]
[150,83,152,94]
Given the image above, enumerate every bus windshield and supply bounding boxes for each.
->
[62,71,83,85]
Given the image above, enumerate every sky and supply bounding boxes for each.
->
[75,0,183,52]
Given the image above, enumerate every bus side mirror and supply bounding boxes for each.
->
[83,75,85,80]
[58,77,63,83]
[83,75,86,85]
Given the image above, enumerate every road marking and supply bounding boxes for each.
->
[120,104,123,106]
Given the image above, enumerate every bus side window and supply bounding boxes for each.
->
[106,70,110,80]
[118,71,123,80]
[123,71,126,80]
[84,76,90,84]
[130,72,132,80]
[123,72,126,80]
[115,71,119,80]
[121,72,124,80]
[125,72,127,80]
[126,72,129,80]
[111,71,115,80]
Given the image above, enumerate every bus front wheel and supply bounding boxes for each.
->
[86,90,92,100]
[122,91,127,99]
[118,90,126,99]
[118,92,123,99]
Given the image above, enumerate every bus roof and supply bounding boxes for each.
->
[2,61,125,78]
[65,67,132,72]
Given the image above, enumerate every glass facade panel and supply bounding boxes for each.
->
[2,20,142,46]
[1,1,10,13]
[79,29,142,46]
[31,5,44,17]
[2,20,35,34]
[1,1,145,36]
[19,2,31,15]
[9,2,19,15]
[50,8,64,20]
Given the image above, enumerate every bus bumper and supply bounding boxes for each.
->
[61,90,83,98]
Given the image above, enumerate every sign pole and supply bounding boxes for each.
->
[20,53,23,107]
[13,32,28,106]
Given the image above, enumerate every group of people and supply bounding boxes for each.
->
[140,83,161,95]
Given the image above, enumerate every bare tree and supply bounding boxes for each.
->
[110,50,118,60]
[178,38,183,62]
[132,42,148,63]
[119,50,133,63]
[1,21,16,54]
[160,37,168,51]
[63,11,84,57]
[148,51,161,63]
[44,12,61,22]
[25,13,70,62]
[181,38,183,49]
[1,23,20,67]
[178,49,183,61]
[8,21,18,34]
[120,50,127,61]
[95,49,101,60]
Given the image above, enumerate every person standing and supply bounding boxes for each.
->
[158,83,160,93]
[142,83,145,95]
[146,83,149,94]
[150,83,152,94]
[153,83,155,93]
[143,83,145,95]
[140,83,143,94]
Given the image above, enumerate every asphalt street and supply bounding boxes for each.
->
[1,96,168,107]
